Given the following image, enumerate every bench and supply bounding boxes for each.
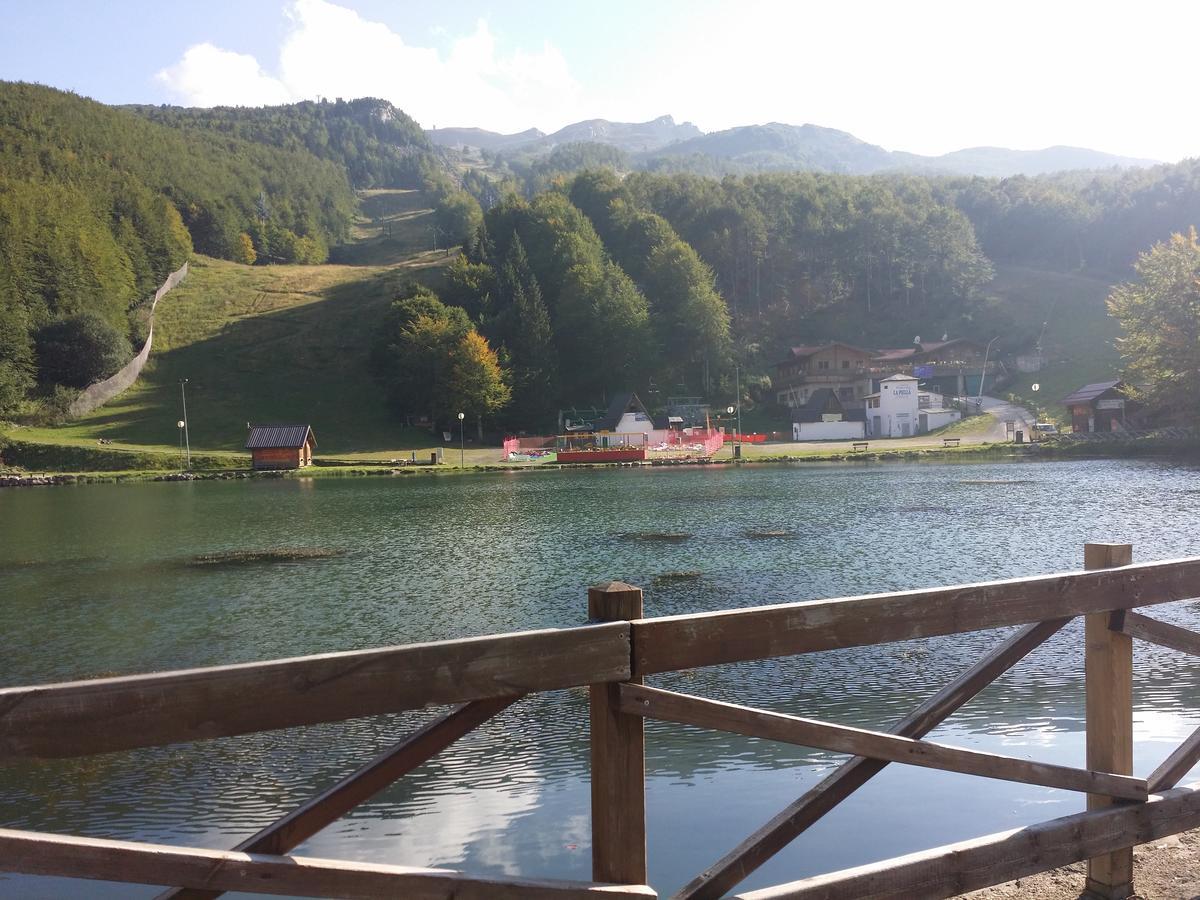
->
[942,437,961,448]
[851,442,869,452]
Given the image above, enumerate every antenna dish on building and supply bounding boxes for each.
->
[913,335,921,344]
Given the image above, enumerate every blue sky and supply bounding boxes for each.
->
[2,0,1198,162]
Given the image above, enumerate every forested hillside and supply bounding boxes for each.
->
[0,82,359,414]
[5,81,1200,439]
[947,161,1200,272]
[130,97,439,190]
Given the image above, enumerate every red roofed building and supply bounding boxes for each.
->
[245,425,316,470]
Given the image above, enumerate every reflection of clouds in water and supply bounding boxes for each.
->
[1136,710,1200,744]
[305,779,542,874]
[299,754,594,880]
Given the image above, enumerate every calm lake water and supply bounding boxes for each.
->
[3,458,1200,898]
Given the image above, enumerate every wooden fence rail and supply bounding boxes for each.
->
[3,545,1200,898]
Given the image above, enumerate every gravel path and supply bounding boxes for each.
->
[965,829,1200,899]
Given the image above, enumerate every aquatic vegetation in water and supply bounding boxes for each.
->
[744,528,795,538]
[625,531,692,542]
[187,548,345,567]
[957,479,1035,485]
[0,556,102,573]
[652,571,703,584]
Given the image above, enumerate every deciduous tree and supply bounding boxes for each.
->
[1107,227,1200,421]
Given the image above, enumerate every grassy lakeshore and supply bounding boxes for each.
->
[6,434,1196,488]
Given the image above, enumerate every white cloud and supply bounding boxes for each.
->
[154,0,580,132]
[156,43,291,107]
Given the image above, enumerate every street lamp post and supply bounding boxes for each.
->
[727,405,737,458]
[734,364,742,442]
[976,337,1000,412]
[457,412,465,468]
[179,378,191,469]
[176,420,185,470]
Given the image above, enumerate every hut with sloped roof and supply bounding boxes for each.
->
[1062,381,1138,432]
[245,425,316,470]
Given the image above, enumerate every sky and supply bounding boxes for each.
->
[1,0,1197,162]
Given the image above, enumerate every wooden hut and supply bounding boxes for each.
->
[1062,381,1139,432]
[245,425,316,470]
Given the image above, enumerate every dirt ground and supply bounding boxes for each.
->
[965,829,1200,899]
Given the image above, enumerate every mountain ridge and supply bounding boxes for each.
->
[430,114,701,156]
[429,116,1160,177]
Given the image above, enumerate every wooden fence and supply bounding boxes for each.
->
[4,544,1200,898]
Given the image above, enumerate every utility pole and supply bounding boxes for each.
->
[179,378,191,469]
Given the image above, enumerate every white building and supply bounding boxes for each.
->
[864,374,960,437]
[790,388,865,441]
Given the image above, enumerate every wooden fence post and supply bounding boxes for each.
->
[1084,542,1135,900]
[589,581,647,885]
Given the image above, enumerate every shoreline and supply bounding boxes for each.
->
[1,440,1196,489]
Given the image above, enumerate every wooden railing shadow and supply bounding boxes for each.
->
[4,544,1200,898]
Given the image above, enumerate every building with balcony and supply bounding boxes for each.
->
[775,338,999,410]
[774,343,877,408]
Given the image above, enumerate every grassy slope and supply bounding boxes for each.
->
[986,265,1123,425]
[14,190,456,458]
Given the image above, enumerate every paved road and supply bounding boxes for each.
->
[976,394,1037,442]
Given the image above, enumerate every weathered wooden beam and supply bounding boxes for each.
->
[631,556,1200,675]
[1117,609,1200,657]
[589,582,648,886]
[672,618,1070,900]
[0,623,631,760]
[1148,724,1200,794]
[1084,542,1135,900]
[0,828,657,899]
[621,684,1145,800]
[156,696,520,900]
[730,782,1200,900]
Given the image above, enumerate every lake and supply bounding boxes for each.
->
[2,458,1200,898]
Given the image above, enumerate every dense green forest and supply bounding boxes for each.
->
[0,82,358,414]
[129,97,439,190]
[410,169,991,429]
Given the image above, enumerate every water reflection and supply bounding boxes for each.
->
[3,458,1200,896]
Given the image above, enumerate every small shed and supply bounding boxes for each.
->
[245,425,316,470]
[1062,381,1136,433]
